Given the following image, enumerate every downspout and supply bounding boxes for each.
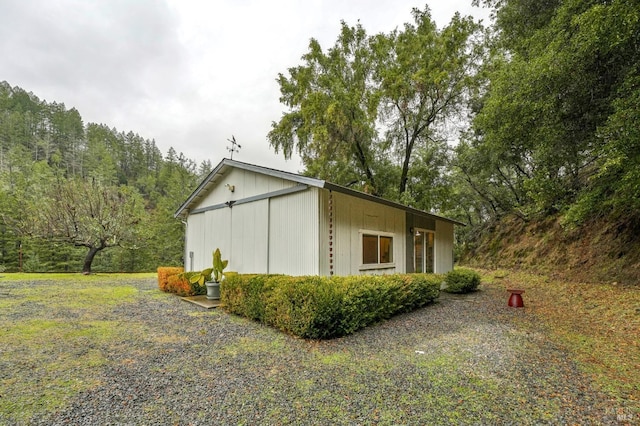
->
[328,190,334,276]
[181,219,188,271]
[266,198,270,274]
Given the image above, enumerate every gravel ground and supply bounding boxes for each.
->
[8,278,633,425]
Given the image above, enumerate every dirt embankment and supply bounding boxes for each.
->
[461,214,640,286]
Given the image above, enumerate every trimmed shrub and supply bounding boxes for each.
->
[222,273,275,321]
[157,267,183,292]
[263,275,344,339]
[166,273,192,296]
[222,273,441,339]
[443,268,481,294]
[157,267,207,296]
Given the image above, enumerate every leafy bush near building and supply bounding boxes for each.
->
[157,267,206,296]
[157,267,183,292]
[222,273,441,339]
[442,268,481,294]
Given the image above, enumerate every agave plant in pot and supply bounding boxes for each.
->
[189,248,228,300]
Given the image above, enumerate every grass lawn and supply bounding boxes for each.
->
[0,272,157,282]
[0,271,638,424]
[0,273,156,422]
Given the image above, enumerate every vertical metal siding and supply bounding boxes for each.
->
[268,189,319,275]
[332,192,406,275]
[186,213,206,271]
[435,220,454,273]
[318,189,330,276]
[186,165,456,277]
[204,207,232,269]
[332,192,352,276]
[185,167,301,273]
[197,168,297,209]
[230,200,269,273]
[186,208,231,272]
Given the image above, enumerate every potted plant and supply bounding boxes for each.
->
[189,248,228,300]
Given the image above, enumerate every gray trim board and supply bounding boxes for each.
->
[188,184,309,215]
[189,202,229,215]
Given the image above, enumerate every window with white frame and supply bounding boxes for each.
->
[361,231,394,266]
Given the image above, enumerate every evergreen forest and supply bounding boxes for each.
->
[0,81,211,273]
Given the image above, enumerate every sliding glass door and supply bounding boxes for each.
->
[414,230,434,273]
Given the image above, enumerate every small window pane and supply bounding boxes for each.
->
[362,234,378,264]
[426,232,434,273]
[414,233,423,273]
[380,236,393,263]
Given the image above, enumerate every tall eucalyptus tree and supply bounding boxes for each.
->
[269,6,484,207]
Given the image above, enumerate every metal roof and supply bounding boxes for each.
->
[174,158,465,226]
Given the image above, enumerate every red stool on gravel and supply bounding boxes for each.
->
[507,289,525,308]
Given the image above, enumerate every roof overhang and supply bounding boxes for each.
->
[323,182,465,226]
[175,158,465,226]
[174,158,325,219]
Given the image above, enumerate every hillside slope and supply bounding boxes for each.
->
[461,214,640,285]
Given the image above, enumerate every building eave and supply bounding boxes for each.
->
[175,158,465,226]
[174,158,324,219]
[321,182,466,226]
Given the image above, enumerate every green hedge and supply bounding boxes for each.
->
[442,268,481,294]
[222,273,441,339]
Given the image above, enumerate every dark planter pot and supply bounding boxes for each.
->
[205,281,221,300]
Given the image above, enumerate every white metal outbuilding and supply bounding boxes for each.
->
[174,159,464,276]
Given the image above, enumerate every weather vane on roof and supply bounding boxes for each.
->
[226,135,241,160]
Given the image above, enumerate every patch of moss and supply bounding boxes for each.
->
[0,277,154,423]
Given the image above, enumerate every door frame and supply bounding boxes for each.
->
[413,228,435,273]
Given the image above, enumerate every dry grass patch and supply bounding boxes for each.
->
[479,268,639,402]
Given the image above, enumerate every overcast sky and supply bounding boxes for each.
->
[1,0,491,173]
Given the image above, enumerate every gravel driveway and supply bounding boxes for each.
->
[15,278,627,425]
